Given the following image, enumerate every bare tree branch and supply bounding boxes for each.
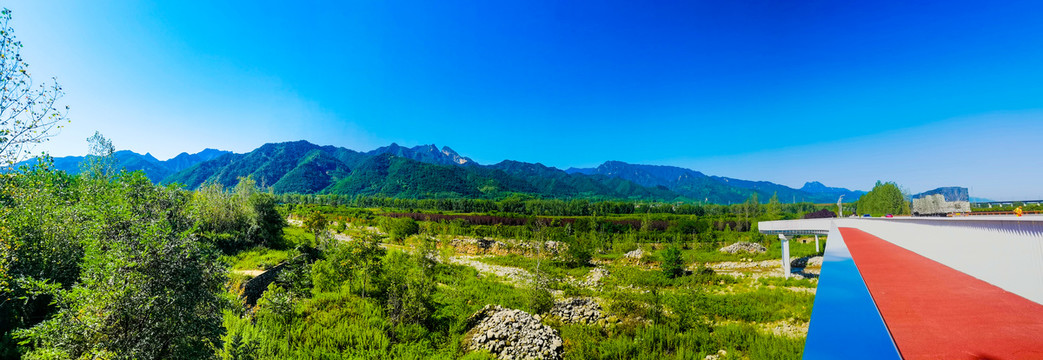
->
[0,8,69,166]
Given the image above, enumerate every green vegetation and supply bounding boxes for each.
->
[1,153,826,359]
[661,245,686,278]
[156,139,866,205]
[1,161,230,358]
[0,8,843,359]
[856,181,910,216]
[225,247,292,271]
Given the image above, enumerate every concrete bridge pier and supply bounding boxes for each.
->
[815,234,820,253]
[779,234,791,279]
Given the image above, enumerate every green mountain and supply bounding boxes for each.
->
[162,141,367,190]
[162,141,686,200]
[567,161,863,203]
[16,149,231,183]
[31,140,865,203]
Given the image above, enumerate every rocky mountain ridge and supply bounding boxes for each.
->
[21,140,865,204]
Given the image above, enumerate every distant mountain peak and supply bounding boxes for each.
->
[142,152,160,164]
[369,143,475,166]
[440,146,472,165]
[800,181,828,192]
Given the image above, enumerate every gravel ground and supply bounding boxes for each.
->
[703,260,821,279]
[449,255,534,286]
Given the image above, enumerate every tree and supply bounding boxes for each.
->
[381,250,434,326]
[767,192,781,219]
[17,172,227,359]
[526,218,553,314]
[82,131,116,178]
[387,217,419,242]
[0,8,69,166]
[661,245,685,278]
[191,177,285,253]
[562,234,593,268]
[742,193,760,221]
[856,181,910,216]
[0,163,82,357]
[303,210,330,245]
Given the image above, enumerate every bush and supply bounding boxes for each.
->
[16,172,227,359]
[562,235,593,268]
[386,217,420,242]
[192,177,286,253]
[381,251,435,326]
[528,286,554,315]
[661,245,685,278]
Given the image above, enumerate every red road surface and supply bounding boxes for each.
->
[840,227,1043,359]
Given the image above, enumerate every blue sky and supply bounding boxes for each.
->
[6,0,1043,199]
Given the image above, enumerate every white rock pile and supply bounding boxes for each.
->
[718,242,767,254]
[548,298,602,324]
[790,256,823,268]
[575,267,608,288]
[624,248,645,259]
[464,305,563,360]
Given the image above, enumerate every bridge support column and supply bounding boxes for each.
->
[815,234,820,253]
[779,234,790,279]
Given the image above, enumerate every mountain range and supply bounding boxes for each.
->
[19,148,232,183]
[20,141,865,204]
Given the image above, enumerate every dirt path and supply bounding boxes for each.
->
[448,255,534,287]
[233,269,265,277]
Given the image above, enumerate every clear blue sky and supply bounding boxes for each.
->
[7,0,1043,200]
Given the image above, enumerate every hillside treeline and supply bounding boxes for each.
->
[278,193,825,217]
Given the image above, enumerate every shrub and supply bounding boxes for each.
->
[386,217,420,242]
[382,251,434,326]
[528,286,554,315]
[562,235,594,268]
[661,245,685,278]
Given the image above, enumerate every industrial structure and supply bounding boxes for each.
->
[909,186,970,216]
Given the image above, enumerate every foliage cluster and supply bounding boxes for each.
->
[193,178,287,253]
[283,194,827,218]
[856,181,910,216]
[0,150,285,359]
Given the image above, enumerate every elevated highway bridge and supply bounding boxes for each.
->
[760,216,1043,359]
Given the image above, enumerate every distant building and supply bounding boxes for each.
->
[911,187,970,216]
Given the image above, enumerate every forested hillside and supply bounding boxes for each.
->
[569,161,865,204]
[16,148,231,183]
[161,141,863,204]
[21,140,865,204]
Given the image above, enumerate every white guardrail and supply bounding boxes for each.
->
[760,215,1043,305]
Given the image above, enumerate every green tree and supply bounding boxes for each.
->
[0,163,83,357]
[0,8,69,167]
[767,192,781,219]
[562,234,593,268]
[18,172,227,359]
[303,211,330,245]
[387,217,418,242]
[381,250,434,326]
[856,181,910,216]
[191,177,284,252]
[661,245,686,278]
[742,193,760,221]
[82,131,116,178]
